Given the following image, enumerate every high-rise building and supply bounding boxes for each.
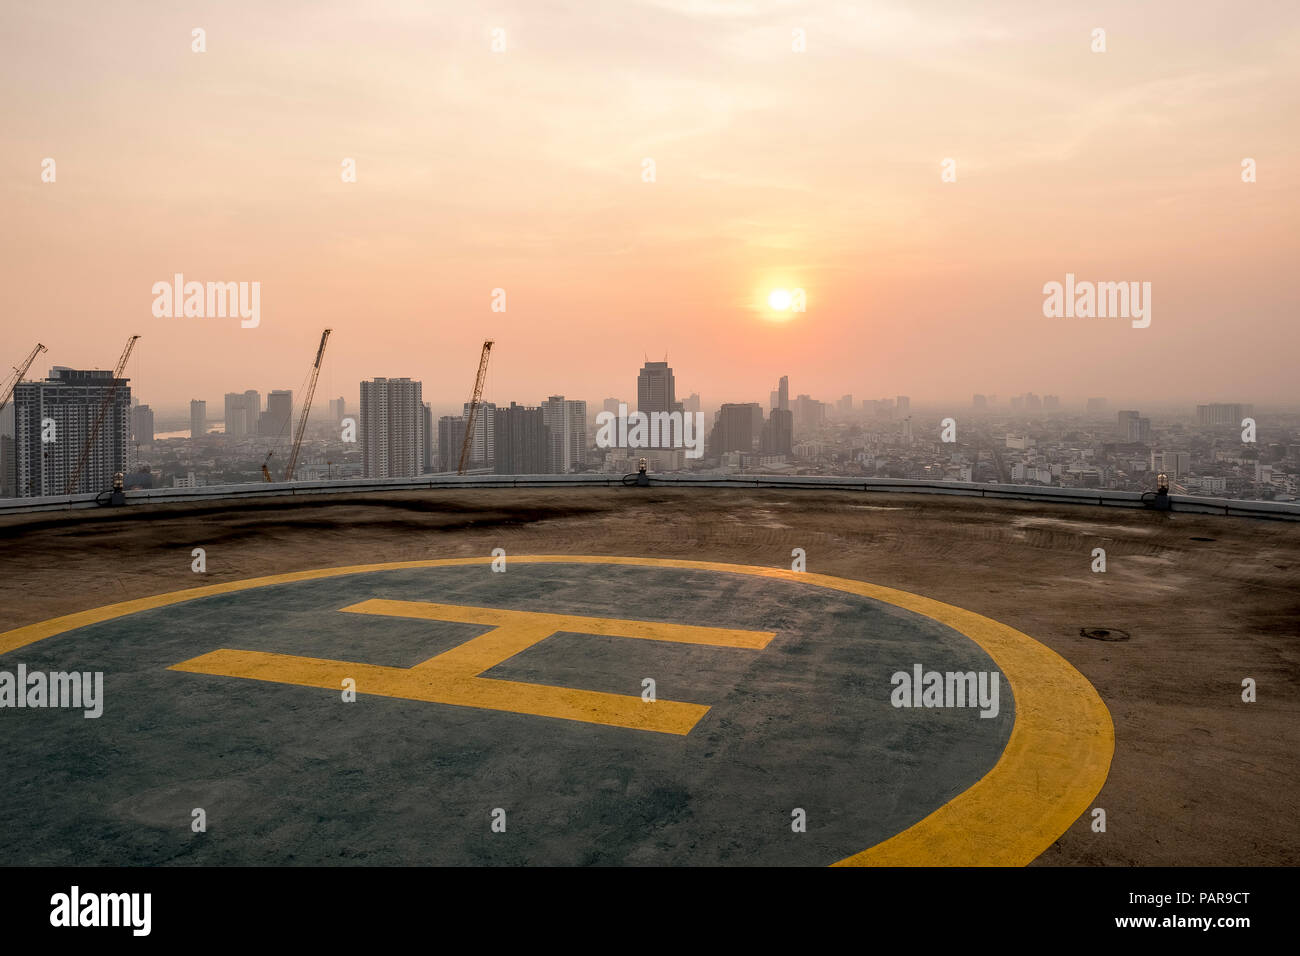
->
[603,398,623,417]
[421,402,433,474]
[837,394,854,414]
[359,378,424,478]
[437,416,467,473]
[714,403,762,454]
[637,361,676,414]
[972,394,988,410]
[541,395,587,474]
[1044,395,1061,411]
[778,376,789,412]
[259,390,292,438]
[493,402,549,474]
[190,400,207,439]
[131,404,155,443]
[761,408,793,456]
[328,398,346,426]
[682,392,701,414]
[896,396,910,414]
[793,394,826,433]
[0,405,15,498]
[13,367,131,497]
[1117,410,1143,442]
[1196,403,1253,426]
[223,393,246,438]
[462,401,496,467]
[243,390,261,435]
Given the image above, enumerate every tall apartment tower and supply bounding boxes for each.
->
[896,396,910,414]
[637,361,676,414]
[493,402,549,474]
[778,375,789,412]
[1117,410,1142,441]
[190,400,207,439]
[13,367,131,497]
[359,378,424,478]
[259,390,292,438]
[761,408,794,455]
[243,390,261,434]
[421,402,433,474]
[541,395,587,474]
[327,397,346,429]
[437,416,467,473]
[131,404,155,443]
[714,403,763,454]
[223,393,246,438]
[462,401,496,467]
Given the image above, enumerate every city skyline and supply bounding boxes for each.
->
[4,2,1298,408]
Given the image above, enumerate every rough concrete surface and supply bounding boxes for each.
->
[0,488,1296,865]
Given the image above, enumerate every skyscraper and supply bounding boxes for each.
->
[761,408,794,455]
[462,401,496,467]
[1117,410,1142,441]
[421,402,433,474]
[359,378,424,478]
[259,390,292,438]
[131,404,154,443]
[13,367,130,496]
[637,361,676,414]
[190,400,207,439]
[493,402,549,474]
[778,375,789,412]
[896,395,910,414]
[243,390,261,435]
[541,395,587,474]
[437,416,467,473]
[714,403,762,454]
[223,393,246,438]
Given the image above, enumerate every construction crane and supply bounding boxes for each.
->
[64,335,140,495]
[457,340,493,475]
[262,328,331,482]
[0,342,47,417]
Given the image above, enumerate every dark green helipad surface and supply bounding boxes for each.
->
[0,561,1013,865]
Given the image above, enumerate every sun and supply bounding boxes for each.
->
[768,289,793,311]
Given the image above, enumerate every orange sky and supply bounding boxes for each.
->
[3,0,1298,414]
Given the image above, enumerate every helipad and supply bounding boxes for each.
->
[0,554,1111,866]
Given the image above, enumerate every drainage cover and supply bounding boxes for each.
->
[1080,627,1131,642]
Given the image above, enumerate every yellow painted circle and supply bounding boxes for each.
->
[0,555,1114,866]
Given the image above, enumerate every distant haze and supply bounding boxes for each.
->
[3,1,1297,408]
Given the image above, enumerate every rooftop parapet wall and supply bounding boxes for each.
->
[1,475,1297,521]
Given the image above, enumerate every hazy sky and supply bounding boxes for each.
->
[3,0,1298,415]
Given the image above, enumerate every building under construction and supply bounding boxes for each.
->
[11,367,131,497]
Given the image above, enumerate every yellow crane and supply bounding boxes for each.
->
[65,335,140,495]
[457,340,493,475]
[0,342,47,416]
[263,328,331,481]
